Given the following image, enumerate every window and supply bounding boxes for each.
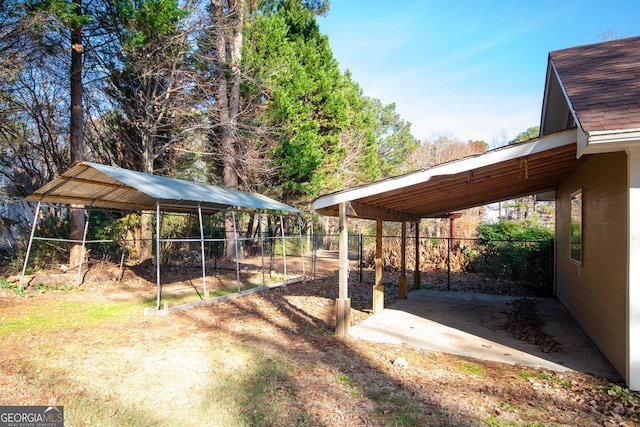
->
[570,189,582,263]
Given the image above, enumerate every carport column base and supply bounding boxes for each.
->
[373,284,384,314]
[335,298,351,336]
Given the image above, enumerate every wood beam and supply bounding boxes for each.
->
[336,202,350,336]
[399,221,407,299]
[373,218,384,314]
[348,201,422,223]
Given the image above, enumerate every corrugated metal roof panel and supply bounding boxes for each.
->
[26,162,301,213]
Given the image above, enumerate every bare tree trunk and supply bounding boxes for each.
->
[68,0,85,268]
[139,132,155,262]
[213,0,244,260]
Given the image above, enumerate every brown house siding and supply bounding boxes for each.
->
[556,151,628,378]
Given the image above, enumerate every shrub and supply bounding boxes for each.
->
[468,220,553,292]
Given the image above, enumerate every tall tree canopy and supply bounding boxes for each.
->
[3,0,422,215]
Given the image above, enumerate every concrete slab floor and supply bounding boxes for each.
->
[349,290,620,380]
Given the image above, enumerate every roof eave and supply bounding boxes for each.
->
[312,129,577,219]
[580,128,640,155]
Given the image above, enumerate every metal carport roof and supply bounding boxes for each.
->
[26,161,301,213]
[20,162,302,309]
[312,129,585,221]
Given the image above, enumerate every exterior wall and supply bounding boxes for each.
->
[556,151,628,379]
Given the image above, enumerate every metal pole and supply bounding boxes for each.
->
[75,208,90,287]
[298,215,305,281]
[399,222,407,299]
[447,237,451,291]
[259,212,265,286]
[359,233,363,283]
[413,222,421,290]
[198,204,207,299]
[155,203,161,310]
[19,201,41,290]
[117,212,133,284]
[280,214,287,282]
[232,210,241,292]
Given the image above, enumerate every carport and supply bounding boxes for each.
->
[312,129,587,336]
[21,162,302,310]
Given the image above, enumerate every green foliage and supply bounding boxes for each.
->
[601,384,639,404]
[368,99,420,177]
[158,212,225,264]
[114,0,188,48]
[476,220,553,242]
[30,212,72,265]
[242,1,418,204]
[469,220,554,291]
[253,1,347,199]
[271,236,307,256]
[389,404,420,426]
[458,361,484,376]
[0,279,27,297]
[28,0,92,29]
[509,126,540,145]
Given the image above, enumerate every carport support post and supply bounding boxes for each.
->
[74,208,90,287]
[19,201,41,290]
[280,214,287,281]
[628,147,640,390]
[232,210,241,292]
[372,218,384,314]
[413,221,421,290]
[335,202,350,336]
[198,204,207,300]
[155,203,161,310]
[399,221,407,299]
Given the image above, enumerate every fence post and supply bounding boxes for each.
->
[447,237,451,291]
[359,233,363,283]
[399,222,407,299]
[413,222,421,290]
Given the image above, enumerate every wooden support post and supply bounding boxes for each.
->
[399,221,407,299]
[336,202,350,336]
[373,218,384,314]
[335,298,351,337]
[413,221,421,290]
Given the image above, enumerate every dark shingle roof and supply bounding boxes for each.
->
[550,35,640,133]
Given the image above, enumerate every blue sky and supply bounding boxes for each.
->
[317,1,639,146]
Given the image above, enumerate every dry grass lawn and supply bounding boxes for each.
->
[1,258,639,426]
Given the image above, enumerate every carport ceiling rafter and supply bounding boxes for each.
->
[313,129,586,221]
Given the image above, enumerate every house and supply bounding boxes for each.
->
[542,36,640,391]
[311,36,640,390]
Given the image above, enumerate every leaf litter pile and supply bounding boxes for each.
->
[1,259,639,426]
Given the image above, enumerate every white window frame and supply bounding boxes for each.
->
[570,188,582,264]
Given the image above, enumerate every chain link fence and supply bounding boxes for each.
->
[312,233,554,296]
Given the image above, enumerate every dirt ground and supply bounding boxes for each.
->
[1,257,639,426]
